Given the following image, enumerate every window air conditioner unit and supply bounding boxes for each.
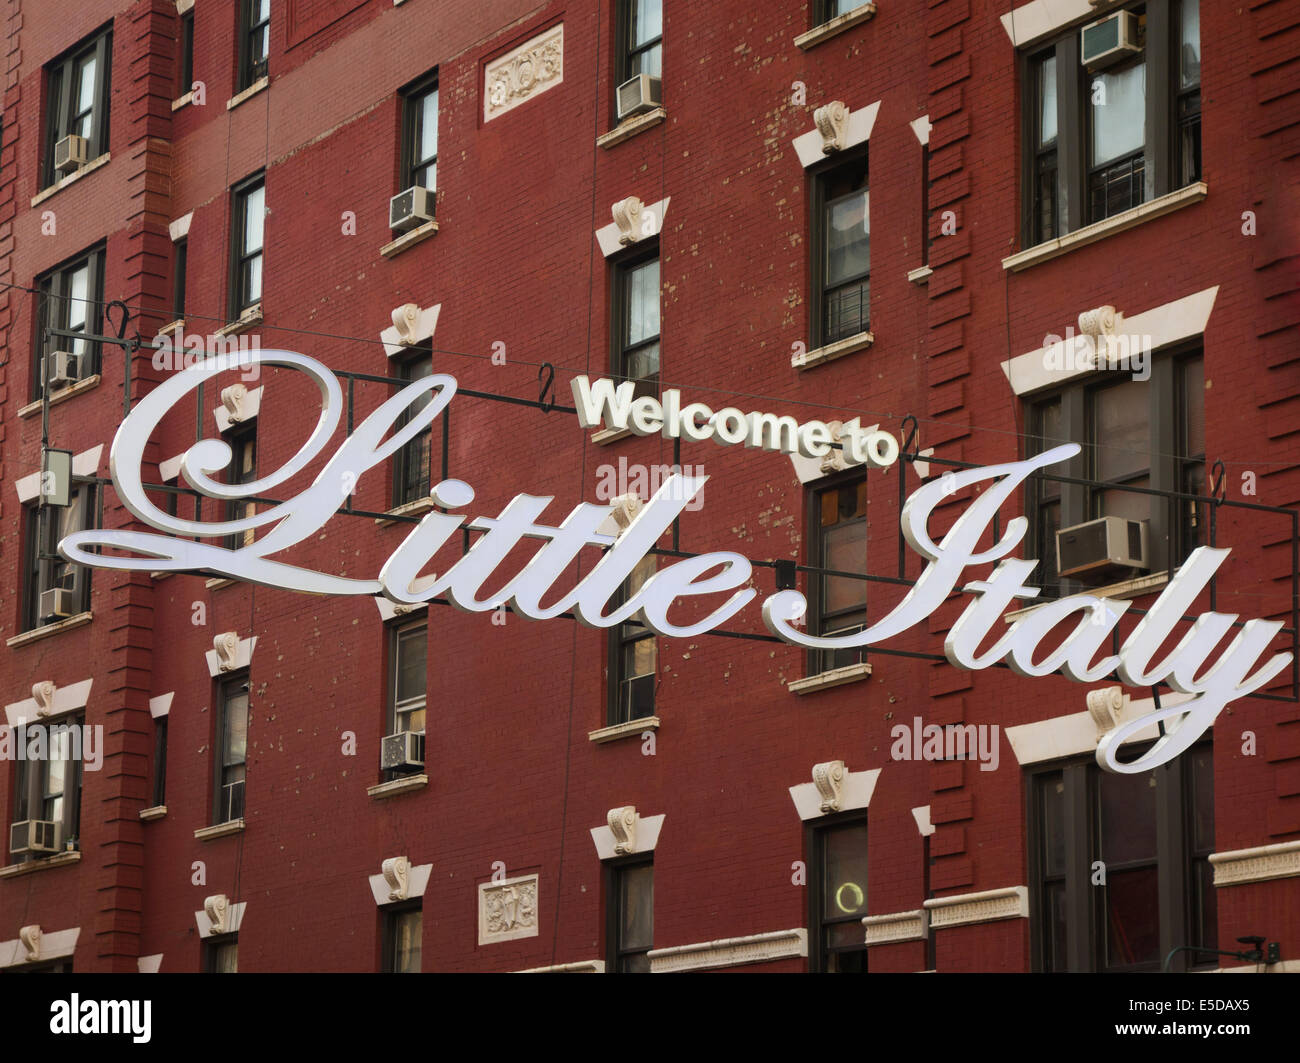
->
[1056,515,1149,583]
[9,819,61,856]
[46,350,84,389]
[381,730,425,771]
[616,74,662,121]
[1081,10,1142,71]
[40,587,76,622]
[389,186,435,232]
[54,134,89,175]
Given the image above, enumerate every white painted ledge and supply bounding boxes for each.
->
[589,715,660,744]
[517,959,605,973]
[924,886,1028,929]
[864,909,928,946]
[1210,841,1300,887]
[0,927,79,967]
[1004,691,1189,766]
[17,374,102,418]
[907,266,932,285]
[375,496,437,526]
[194,819,245,841]
[1002,573,1169,622]
[226,76,268,110]
[597,108,666,149]
[171,90,194,111]
[794,3,877,49]
[216,305,262,337]
[31,153,111,207]
[792,330,873,370]
[367,774,429,799]
[380,220,438,259]
[0,852,82,879]
[648,929,807,972]
[592,424,635,445]
[139,805,168,822]
[788,661,872,694]
[5,612,93,648]
[789,766,879,821]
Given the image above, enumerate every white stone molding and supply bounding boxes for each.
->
[590,810,665,860]
[382,856,410,901]
[648,929,807,973]
[789,765,880,821]
[31,681,57,717]
[788,418,883,484]
[205,633,256,677]
[1085,686,1127,734]
[911,805,935,837]
[195,897,247,938]
[137,954,163,973]
[864,909,928,946]
[19,925,40,962]
[213,384,263,432]
[1210,841,1300,888]
[159,453,186,483]
[910,114,931,146]
[484,22,564,122]
[517,959,605,973]
[1005,691,1191,766]
[380,303,440,358]
[924,886,1029,929]
[0,927,79,968]
[812,760,846,812]
[5,678,93,727]
[478,874,540,945]
[793,100,880,168]
[150,692,174,719]
[609,494,644,538]
[596,196,670,257]
[813,100,850,154]
[1000,0,1117,47]
[15,445,103,503]
[168,210,193,241]
[374,597,429,622]
[368,860,433,905]
[608,806,637,853]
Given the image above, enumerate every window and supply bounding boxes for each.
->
[609,555,657,725]
[238,0,270,91]
[381,904,422,973]
[33,247,105,400]
[1026,350,1203,594]
[807,477,867,675]
[399,74,438,195]
[811,151,869,347]
[178,9,194,97]
[611,251,660,398]
[392,348,434,507]
[213,674,248,824]
[1022,1,1202,244]
[10,714,84,862]
[43,27,112,187]
[222,423,257,552]
[606,858,653,972]
[618,0,662,85]
[816,0,868,22]
[24,484,95,631]
[386,621,426,776]
[808,814,868,972]
[173,238,187,322]
[920,143,932,267]
[204,935,238,973]
[1029,743,1214,972]
[230,174,265,317]
[152,716,168,808]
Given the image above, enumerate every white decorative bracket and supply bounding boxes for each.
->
[205,895,229,935]
[608,806,637,854]
[221,384,249,424]
[214,632,240,673]
[814,101,850,154]
[610,493,644,537]
[612,197,646,245]
[819,423,850,476]
[382,856,410,901]
[812,760,846,812]
[392,303,421,344]
[31,681,57,718]
[1086,686,1127,735]
[19,925,40,963]
[380,303,441,358]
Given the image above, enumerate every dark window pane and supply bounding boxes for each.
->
[223,688,248,766]
[391,909,422,973]
[1105,866,1161,969]
[619,864,653,952]
[1099,769,1157,866]
[1180,1,1201,90]
[825,190,870,286]
[822,823,868,918]
[396,628,427,704]
[1041,774,1066,877]
[1093,382,1150,483]
[1045,880,1068,972]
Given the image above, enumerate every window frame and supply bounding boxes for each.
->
[203,933,239,973]
[178,9,194,98]
[391,345,435,508]
[221,421,258,553]
[42,27,113,189]
[23,481,97,632]
[615,0,663,91]
[229,172,265,318]
[172,238,188,322]
[604,853,654,973]
[398,71,438,196]
[806,809,869,973]
[380,901,423,973]
[385,618,427,779]
[805,472,869,676]
[152,715,168,808]
[237,0,270,92]
[607,556,657,726]
[809,146,870,349]
[212,672,249,826]
[32,245,106,402]
[610,245,661,399]
[9,712,85,862]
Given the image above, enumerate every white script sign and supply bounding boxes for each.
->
[58,351,1291,773]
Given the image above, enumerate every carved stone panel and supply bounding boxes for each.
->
[484,24,564,122]
[477,874,540,945]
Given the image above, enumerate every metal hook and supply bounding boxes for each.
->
[1210,459,1226,506]
[537,362,556,413]
[104,299,131,340]
[900,414,920,463]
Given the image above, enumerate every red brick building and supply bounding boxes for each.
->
[1,0,1298,974]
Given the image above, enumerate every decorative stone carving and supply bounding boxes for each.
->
[612,196,645,245]
[205,894,229,935]
[1077,304,1122,363]
[485,24,564,121]
[819,422,849,475]
[478,874,540,945]
[814,101,850,154]
[1086,686,1126,734]
[32,681,57,717]
[610,493,643,536]
[608,806,637,854]
[19,925,41,962]
[924,886,1029,929]
[220,384,249,424]
[213,632,240,672]
[382,856,410,901]
[391,303,421,344]
[391,603,415,616]
[812,760,846,812]
[1210,840,1300,887]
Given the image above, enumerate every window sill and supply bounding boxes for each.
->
[1002,571,1172,623]
[194,819,245,841]
[31,153,111,207]
[17,374,102,418]
[793,3,878,50]
[6,612,93,648]
[375,496,437,526]
[0,851,82,879]
[1002,182,1208,272]
[150,571,174,581]
[597,107,666,149]
[171,91,194,112]
[792,330,873,370]
[588,715,660,744]
[380,220,438,259]
[907,266,932,285]
[139,805,168,822]
[157,318,185,336]
[592,424,635,446]
[367,773,429,799]
[205,577,236,590]
[787,660,872,694]
[217,305,262,337]
[226,76,269,111]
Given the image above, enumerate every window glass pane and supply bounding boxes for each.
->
[626,260,659,345]
[67,266,89,331]
[215,941,238,973]
[1039,54,1057,146]
[620,864,653,951]
[1040,774,1066,877]
[823,522,867,614]
[631,43,661,79]
[223,687,249,766]
[393,910,422,972]
[1099,768,1157,865]
[1189,745,1214,854]
[1096,476,1149,523]
[244,255,262,306]
[1092,382,1149,482]
[418,89,438,168]
[822,823,868,918]
[1180,0,1201,90]
[1090,62,1146,166]
[1105,866,1160,968]
[825,921,863,949]
[244,185,265,253]
[1183,357,1205,457]
[257,0,270,23]
[630,0,661,48]
[826,190,870,285]
[396,627,427,705]
[1045,880,1068,971]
